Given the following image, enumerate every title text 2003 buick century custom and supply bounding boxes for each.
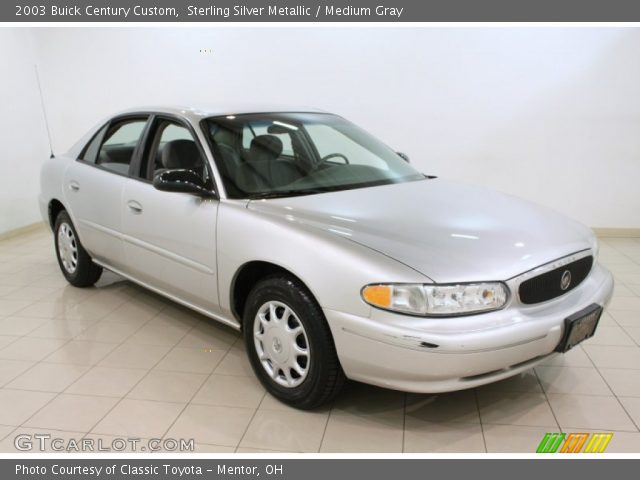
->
[39,106,614,409]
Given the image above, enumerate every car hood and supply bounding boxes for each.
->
[247,178,594,283]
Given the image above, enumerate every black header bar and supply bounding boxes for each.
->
[5,0,640,22]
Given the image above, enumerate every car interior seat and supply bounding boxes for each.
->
[236,135,301,192]
[161,139,203,169]
[160,139,207,182]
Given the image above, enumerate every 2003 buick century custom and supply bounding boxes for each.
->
[39,106,614,408]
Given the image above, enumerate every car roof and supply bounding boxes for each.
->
[115,105,329,122]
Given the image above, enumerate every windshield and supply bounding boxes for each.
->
[203,112,425,198]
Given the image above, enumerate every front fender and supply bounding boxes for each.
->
[216,200,431,319]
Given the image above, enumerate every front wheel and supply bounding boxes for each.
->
[54,210,103,287]
[243,275,345,409]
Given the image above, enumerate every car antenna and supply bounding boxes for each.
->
[34,64,55,159]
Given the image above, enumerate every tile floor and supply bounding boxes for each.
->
[0,228,639,453]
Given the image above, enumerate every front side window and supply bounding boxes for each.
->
[140,119,212,188]
[95,118,147,175]
[204,113,424,198]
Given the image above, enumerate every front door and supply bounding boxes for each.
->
[121,117,219,311]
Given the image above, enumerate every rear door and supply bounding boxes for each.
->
[64,116,149,272]
[121,115,220,311]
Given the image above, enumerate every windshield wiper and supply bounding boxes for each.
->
[248,188,329,200]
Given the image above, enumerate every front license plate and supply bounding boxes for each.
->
[555,304,603,353]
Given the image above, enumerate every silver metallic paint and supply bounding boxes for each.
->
[39,106,614,393]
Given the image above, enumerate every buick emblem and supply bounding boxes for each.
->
[272,337,282,353]
[560,270,572,291]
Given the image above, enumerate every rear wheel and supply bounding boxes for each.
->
[54,210,103,287]
[243,274,345,409]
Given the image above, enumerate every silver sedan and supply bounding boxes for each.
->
[39,106,614,408]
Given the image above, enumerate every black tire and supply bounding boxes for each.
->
[53,210,103,287]
[243,274,345,409]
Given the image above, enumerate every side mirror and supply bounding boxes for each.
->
[397,152,410,163]
[153,169,215,197]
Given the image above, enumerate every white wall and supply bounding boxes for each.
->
[6,27,640,233]
[0,29,51,234]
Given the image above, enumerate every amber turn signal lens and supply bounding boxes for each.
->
[361,285,392,308]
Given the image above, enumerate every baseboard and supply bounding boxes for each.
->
[593,228,640,238]
[0,222,47,241]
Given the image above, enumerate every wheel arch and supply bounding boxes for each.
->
[230,260,319,326]
[48,198,66,230]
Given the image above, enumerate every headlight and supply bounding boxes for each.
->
[361,282,509,316]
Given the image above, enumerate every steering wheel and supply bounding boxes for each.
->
[315,153,349,169]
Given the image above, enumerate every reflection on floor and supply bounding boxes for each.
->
[0,227,639,453]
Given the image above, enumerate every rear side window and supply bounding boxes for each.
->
[79,125,107,163]
[95,118,147,175]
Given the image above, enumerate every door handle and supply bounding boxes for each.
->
[127,200,143,214]
[69,181,80,192]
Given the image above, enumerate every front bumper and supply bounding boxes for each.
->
[325,262,614,393]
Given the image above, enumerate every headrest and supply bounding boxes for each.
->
[161,139,203,170]
[249,135,283,162]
